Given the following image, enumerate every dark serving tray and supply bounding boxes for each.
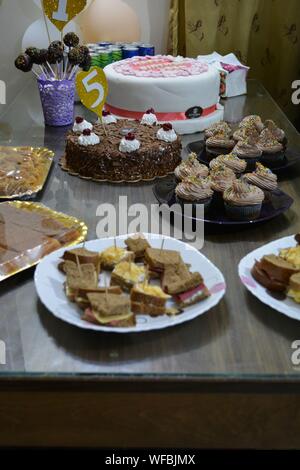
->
[186,140,300,174]
[153,176,294,226]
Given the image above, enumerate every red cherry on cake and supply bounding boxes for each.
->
[125,132,136,141]
[102,110,111,116]
[146,108,155,114]
[82,128,92,136]
[162,123,173,131]
[75,116,84,124]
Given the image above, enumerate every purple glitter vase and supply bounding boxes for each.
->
[38,76,75,127]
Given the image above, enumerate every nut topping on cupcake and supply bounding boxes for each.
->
[209,153,247,174]
[157,123,178,142]
[257,129,283,154]
[174,153,209,181]
[205,131,235,150]
[205,121,232,139]
[232,136,262,158]
[264,120,285,143]
[239,115,264,132]
[210,165,236,193]
[175,176,213,202]
[243,162,277,192]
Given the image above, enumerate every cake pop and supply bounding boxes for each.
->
[25,47,40,62]
[80,54,91,71]
[63,32,80,48]
[68,47,84,65]
[15,54,39,78]
[48,41,64,62]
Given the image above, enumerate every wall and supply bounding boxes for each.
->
[0,0,171,114]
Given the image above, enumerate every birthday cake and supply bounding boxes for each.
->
[104,55,224,135]
[63,116,182,182]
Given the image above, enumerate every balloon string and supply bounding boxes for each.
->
[41,1,51,45]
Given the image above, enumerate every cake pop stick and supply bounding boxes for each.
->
[41,0,51,44]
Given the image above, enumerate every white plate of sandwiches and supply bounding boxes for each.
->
[239,234,300,321]
[34,233,226,333]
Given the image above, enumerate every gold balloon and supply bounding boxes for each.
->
[42,0,87,32]
[76,67,108,118]
[80,0,141,43]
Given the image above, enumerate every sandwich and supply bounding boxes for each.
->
[83,292,135,327]
[279,246,300,269]
[110,261,146,292]
[287,272,300,303]
[59,247,101,274]
[101,246,134,270]
[251,254,299,292]
[75,285,122,309]
[162,262,210,307]
[64,261,98,301]
[131,283,171,316]
[125,235,150,261]
[145,248,182,277]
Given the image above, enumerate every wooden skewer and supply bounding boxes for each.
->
[75,254,83,278]
[114,237,117,251]
[104,276,108,304]
[41,0,51,45]
[160,238,165,254]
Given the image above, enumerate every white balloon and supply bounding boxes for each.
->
[22,18,82,51]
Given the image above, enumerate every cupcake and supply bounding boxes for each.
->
[242,162,277,198]
[232,136,262,171]
[174,153,209,181]
[175,176,213,212]
[209,152,247,174]
[205,131,235,158]
[264,119,286,145]
[223,180,265,220]
[239,115,264,132]
[256,128,284,165]
[233,124,260,142]
[210,165,236,206]
[204,121,232,140]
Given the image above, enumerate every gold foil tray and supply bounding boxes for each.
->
[59,155,175,184]
[0,201,88,282]
[0,146,54,199]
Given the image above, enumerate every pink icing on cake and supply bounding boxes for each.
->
[113,55,209,78]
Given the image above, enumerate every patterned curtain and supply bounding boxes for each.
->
[168,0,300,123]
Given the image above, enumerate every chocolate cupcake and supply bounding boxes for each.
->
[223,180,265,220]
[264,120,286,146]
[239,115,264,132]
[174,152,209,182]
[257,128,284,165]
[209,152,247,175]
[205,131,235,158]
[242,162,277,198]
[232,136,262,171]
[175,176,213,212]
[210,165,236,207]
[233,124,260,142]
[204,121,232,140]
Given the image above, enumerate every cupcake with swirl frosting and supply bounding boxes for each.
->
[257,128,284,165]
[264,120,286,144]
[223,180,265,220]
[206,131,235,158]
[232,136,262,171]
[242,162,277,197]
[233,124,260,142]
[210,165,236,206]
[175,176,213,212]
[209,153,246,175]
[205,121,232,140]
[174,153,209,181]
[239,115,264,132]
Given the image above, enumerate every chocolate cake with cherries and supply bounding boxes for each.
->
[64,119,182,182]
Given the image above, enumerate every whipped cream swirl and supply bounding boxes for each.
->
[78,132,100,146]
[141,112,158,126]
[119,137,141,153]
[157,128,177,143]
[73,119,93,133]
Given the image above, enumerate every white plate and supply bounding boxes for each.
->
[239,235,300,321]
[34,234,226,333]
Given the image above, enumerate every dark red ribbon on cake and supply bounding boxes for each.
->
[105,104,218,121]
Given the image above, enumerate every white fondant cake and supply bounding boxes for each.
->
[104,55,224,135]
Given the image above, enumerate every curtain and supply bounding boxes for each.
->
[168,0,300,123]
